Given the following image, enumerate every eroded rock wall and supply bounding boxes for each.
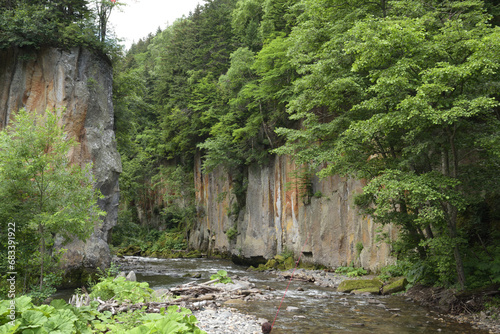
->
[189,155,396,272]
[0,47,121,277]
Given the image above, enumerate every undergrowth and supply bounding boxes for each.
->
[335,263,368,277]
[0,290,205,333]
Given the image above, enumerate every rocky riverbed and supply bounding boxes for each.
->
[112,256,499,333]
[193,306,267,334]
[184,267,500,334]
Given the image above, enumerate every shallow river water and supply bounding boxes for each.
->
[105,256,486,334]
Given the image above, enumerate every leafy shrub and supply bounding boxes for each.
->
[335,263,368,277]
[0,296,97,333]
[210,270,233,284]
[377,263,408,282]
[27,273,62,305]
[0,296,206,333]
[124,305,206,334]
[225,225,237,241]
[89,277,153,303]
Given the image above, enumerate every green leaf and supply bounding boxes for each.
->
[19,310,47,328]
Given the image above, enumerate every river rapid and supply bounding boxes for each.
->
[106,256,485,334]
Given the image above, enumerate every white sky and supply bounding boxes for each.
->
[109,0,203,50]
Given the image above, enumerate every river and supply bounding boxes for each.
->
[101,256,484,334]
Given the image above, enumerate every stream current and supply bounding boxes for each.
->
[113,256,485,334]
[54,256,486,333]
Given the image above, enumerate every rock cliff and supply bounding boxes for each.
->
[0,47,121,281]
[189,155,396,272]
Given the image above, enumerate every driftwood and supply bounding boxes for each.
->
[90,279,265,315]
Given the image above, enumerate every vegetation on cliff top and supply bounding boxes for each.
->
[0,0,122,57]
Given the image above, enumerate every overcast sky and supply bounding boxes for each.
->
[109,0,202,49]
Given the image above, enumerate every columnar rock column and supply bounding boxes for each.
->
[0,47,122,283]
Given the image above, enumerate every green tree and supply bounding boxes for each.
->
[232,0,264,51]
[0,109,105,291]
[93,0,120,43]
[277,0,500,289]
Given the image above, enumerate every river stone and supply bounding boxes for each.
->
[126,271,136,281]
[221,280,254,292]
[153,288,170,299]
[382,278,408,295]
[337,279,383,293]
[184,272,202,278]
[224,299,247,305]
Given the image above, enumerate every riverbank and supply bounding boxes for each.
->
[405,284,500,334]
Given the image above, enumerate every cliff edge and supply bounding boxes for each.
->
[0,47,122,283]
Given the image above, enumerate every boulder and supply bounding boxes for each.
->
[382,278,408,295]
[337,279,383,293]
[126,271,137,282]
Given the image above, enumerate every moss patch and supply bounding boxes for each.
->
[337,279,383,293]
[382,277,408,295]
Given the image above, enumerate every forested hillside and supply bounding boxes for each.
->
[114,0,500,290]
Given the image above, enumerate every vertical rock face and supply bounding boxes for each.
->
[190,155,397,272]
[0,47,122,278]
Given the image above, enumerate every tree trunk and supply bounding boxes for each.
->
[39,225,45,290]
[444,127,466,289]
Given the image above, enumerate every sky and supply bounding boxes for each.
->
[109,0,202,50]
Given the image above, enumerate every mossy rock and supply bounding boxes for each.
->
[352,287,380,295]
[274,255,285,262]
[251,264,269,272]
[186,250,202,258]
[265,259,277,268]
[382,277,408,295]
[337,279,383,293]
[60,268,98,289]
[284,257,295,270]
[120,245,141,256]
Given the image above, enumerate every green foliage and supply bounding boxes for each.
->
[225,225,238,241]
[27,273,62,305]
[122,305,206,334]
[377,263,408,282]
[0,296,97,333]
[112,217,189,258]
[284,166,314,204]
[355,242,364,258]
[111,0,500,293]
[95,262,122,281]
[0,0,121,56]
[280,248,294,260]
[335,263,368,278]
[0,109,104,294]
[275,0,500,290]
[89,277,153,304]
[0,296,206,333]
[210,270,233,284]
